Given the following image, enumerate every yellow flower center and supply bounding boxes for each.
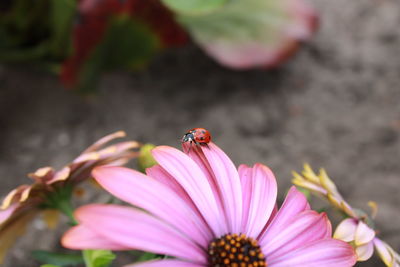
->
[208,233,267,267]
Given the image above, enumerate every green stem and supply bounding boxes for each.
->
[44,186,89,266]
[56,198,78,226]
[42,185,78,225]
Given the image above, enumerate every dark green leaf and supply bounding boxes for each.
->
[32,250,84,266]
[0,0,51,60]
[100,16,159,70]
[136,252,160,262]
[0,43,49,62]
[77,15,158,93]
[49,0,76,57]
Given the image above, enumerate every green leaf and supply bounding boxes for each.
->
[136,252,160,262]
[49,0,76,58]
[77,15,158,93]
[41,264,61,267]
[175,0,291,58]
[101,16,159,69]
[83,250,116,267]
[161,0,229,15]
[32,250,84,266]
[0,43,49,62]
[0,0,52,61]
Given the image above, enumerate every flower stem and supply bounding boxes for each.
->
[56,198,78,226]
[43,185,78,225]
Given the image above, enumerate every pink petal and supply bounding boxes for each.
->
[93,166,211,247]
[146,165,185,196]
[146,165,195,210]
[81,131,126,153]
[269,239,357,267]
[258,186,310,242]
[0,204,18,224]
[356,242,374,261]
[199,142,243,233]
[202,41,291,69]
[1,186,27,210]
[238,164,253,230]
[285,0,318,40]
[152,146,226,236]
[182,143,227,230]
[262,211,332,261]
[373,238,393,266]
[355,221,375,246]
[62,224,129,250]
[74,204,207,264]
[333,218,358,242]
[265,204,278,229]
[124,259,204,267]
[239,166,279,234]
[239,163,277,238]
[180,0,318,70]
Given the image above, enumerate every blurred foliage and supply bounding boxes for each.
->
[161,0,228,15]
[0,0,187,93]
[0,0,74,65]
[32,250,84,266]
[0,0,317,93]
[82,250,115,267]
[71,15,159,93]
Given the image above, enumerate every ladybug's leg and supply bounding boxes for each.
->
[187,140,193,154]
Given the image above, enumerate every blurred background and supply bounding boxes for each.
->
[1,0,399,266]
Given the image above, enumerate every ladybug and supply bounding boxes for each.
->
[182,128,211,147]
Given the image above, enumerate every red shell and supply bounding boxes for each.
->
[190,128,211,144]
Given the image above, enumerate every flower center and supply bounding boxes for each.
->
[208,233,267,267]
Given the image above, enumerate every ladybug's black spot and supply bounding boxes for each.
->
[202,130,206,134]
[200,137,204,140]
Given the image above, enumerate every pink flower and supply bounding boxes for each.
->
[62,143,356,266]
[334,218,376,261]
[335,218,400,266]
[0,131,139,263]
[294,164,400,266]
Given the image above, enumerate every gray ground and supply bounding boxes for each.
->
[1,0,399,266]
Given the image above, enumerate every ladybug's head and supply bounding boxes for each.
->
[181,132,195,143]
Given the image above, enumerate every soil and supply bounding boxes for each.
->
[0,0,399,266]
